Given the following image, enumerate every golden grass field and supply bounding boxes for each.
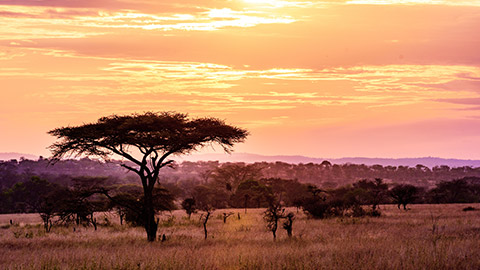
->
[1,204,480,269]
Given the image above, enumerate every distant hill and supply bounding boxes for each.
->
[0,152,39,161]
[179,153,480,168]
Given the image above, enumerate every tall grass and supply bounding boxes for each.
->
[1,204,480,269]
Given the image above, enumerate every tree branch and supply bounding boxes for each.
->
[120,164,140,175]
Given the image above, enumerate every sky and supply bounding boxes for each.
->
[1,0,480,159]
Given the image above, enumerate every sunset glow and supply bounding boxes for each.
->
[1,0,480,159]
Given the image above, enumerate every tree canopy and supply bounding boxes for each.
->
[48,112,248,175]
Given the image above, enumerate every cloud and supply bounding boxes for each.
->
[1,2,479,71]
[434,98,480,111]
[2,47,479,123]
[0,5,297,42]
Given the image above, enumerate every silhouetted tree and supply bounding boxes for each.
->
[353,178,388,212]
[299,184,333,218]
[283,212,295,238]
[193,185,225,239]
[233,179,270,212]
[181,198,196,219]
[390,184,418,210]
[222,212,234,223]
[428,178,478,203]
[264,197,285,241]
[48,112,248,241]
[211,163,262,194]
[201,210,212,240]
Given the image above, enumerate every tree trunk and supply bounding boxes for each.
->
[203,222,208,240]
[144,190,158,242]
[118,210,124,226]
[203,212,211,240]
[43,217,52,233]
[285,216,293,238]
[272,220,277,241]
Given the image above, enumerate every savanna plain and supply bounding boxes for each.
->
[1,204,480,270]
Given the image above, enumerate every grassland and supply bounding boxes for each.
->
[1,204,480,269]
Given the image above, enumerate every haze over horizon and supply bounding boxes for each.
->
[1,0,480,159]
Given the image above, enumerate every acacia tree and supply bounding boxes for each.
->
[48,112,248,241]
[390,184,418,210]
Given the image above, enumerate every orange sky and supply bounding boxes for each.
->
[1,0,480,159]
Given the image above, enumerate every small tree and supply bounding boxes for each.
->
[48,112,248,241]
[264,198,285,241]
[222,212,234,223]
[193,185,226,239]
[390,184,418,210]
[300,185,331,219]
[352,178,388,212]
[200,209,213,240]
[233,179,269,213]
[181,198,197,219]
[38,187,69,232]
[283,212,295,238]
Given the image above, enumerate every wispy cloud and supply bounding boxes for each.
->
[0,5,296,41]
[2,47,479,121]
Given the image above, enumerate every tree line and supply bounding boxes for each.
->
[2,173,480,238]
[3,158,480,193]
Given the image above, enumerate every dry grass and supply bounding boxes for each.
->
[1,204,480,269]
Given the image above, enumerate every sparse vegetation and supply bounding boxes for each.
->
[1,204,480,269]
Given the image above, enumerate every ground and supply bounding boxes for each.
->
[1,204,480,269]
